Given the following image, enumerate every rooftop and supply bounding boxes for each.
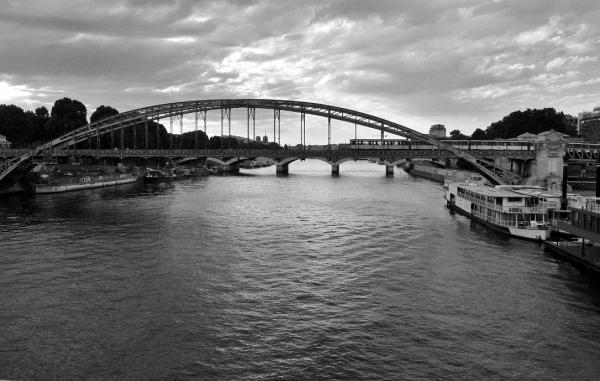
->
[456,183,527,198]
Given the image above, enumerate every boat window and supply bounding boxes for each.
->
[495,198,502,205]
[507,197,521,202]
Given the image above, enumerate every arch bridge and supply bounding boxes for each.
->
[0,99,519,184]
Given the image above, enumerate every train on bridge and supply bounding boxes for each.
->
[346,139,534,151]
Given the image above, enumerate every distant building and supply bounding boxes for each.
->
[0,134,11,149]
[262,135,268,143]
[429,124,446,138]
[255,136,262,142]
[578,106,600,143]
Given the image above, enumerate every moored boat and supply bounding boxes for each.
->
[143,168,172,183]
[445,182,550,240]
[33,174,139,194]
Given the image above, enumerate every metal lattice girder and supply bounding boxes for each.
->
[0,99,511,184]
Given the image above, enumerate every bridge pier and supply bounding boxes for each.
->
[276,164,288,175]
[386,165,394,176]
[520,130,564,188]
[331,164,339,175]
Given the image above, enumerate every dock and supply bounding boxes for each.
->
[543,240,600,276]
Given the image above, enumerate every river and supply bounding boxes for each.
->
[2,160,600,380]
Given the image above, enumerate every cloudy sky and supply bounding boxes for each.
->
[0,0,599,143]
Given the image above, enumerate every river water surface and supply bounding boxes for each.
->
[2,160,600,380]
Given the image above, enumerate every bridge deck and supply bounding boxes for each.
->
[0,148,537,160]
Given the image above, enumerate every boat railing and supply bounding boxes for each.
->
[470,209,547,229]
[580,200,600,214]
[460,193,546,214]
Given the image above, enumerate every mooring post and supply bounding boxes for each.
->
[596,161,600,198]
[561,162,568,210]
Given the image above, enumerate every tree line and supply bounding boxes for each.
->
[0,97,278,150]
[448,108,577,140]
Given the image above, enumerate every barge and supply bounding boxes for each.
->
[33,174,139,194]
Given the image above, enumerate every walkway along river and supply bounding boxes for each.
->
[1,160,600,380]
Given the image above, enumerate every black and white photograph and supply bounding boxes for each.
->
[1,0,600,379]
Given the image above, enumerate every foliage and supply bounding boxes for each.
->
[474,108,576,139]
[470,128,486,140]
[90,105,119,123]
[44,98,88,140]
[449,129,469,140]
[0,104,50,147]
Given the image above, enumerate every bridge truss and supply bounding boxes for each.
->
[0,99,519,184]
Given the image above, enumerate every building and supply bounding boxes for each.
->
[262,135,268,143]
[429,124,446,138]
[0,134,11,149]
[578,106,600,143]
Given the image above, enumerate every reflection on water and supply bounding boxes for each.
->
[1,160,600,380]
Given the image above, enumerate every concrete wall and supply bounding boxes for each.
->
[523,130,566,190]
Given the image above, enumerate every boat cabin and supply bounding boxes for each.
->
[448,183,547,228]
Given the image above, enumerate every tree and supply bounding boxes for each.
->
[209,135,222,149]
[174,130,209,149]
[35,106,49,120]
[44,97,87,139]
[471,128,487,140]
[32,107,49,143]
[0,104,28,147]
[449,129,468,140]
[90,105,119,123]
[482,108,576,139]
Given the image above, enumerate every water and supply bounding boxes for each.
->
[2,160,600,380]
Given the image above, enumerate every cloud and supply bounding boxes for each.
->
[515,16,562,45]
[546,56,597,71]
[0,0,599,140]
[0,80,32,103]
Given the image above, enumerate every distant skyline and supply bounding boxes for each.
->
[0,0,599,144]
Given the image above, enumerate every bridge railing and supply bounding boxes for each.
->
[0,146,537,158]
[566,143,600,150]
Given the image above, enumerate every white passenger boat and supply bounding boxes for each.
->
[445,182,550,240]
